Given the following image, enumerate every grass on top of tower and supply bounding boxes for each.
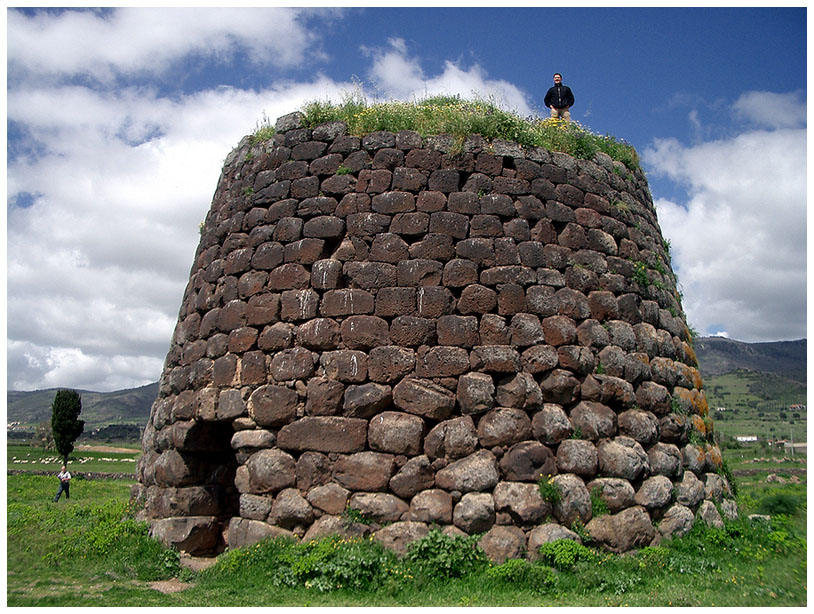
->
[254,91,641,172]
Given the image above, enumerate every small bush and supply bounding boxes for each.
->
[717,459,738,497]
[537,474,561,504]
[342,505,373,526]
[590,487,609,517]
[537,539,597,571]
[404,528,489,579]
[206,534,398,592]
[757,493,803,516]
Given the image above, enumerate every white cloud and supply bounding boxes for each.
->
[7,7,329,82]
[8,341,163,393]
[365,38,533,114]
[7,31,354,391]
[732,90,806,130]
[645,97,806,343]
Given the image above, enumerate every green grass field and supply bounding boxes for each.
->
[6,449,807,607]
[7,443,140,475]
[704,370,807,444]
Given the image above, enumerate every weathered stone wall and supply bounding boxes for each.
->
[133,112,737,559]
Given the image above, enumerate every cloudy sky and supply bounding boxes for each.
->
[6,7,807,392]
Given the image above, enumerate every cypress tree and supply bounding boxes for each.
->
[51,389,84,464]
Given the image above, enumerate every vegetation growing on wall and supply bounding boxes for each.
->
[254,93,640,171]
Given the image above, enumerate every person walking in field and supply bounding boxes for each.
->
[544,73,575,121]
[53,465,71,501]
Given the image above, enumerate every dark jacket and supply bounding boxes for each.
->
[544,84,574,109]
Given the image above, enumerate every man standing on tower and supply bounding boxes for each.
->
[544,73,575,122]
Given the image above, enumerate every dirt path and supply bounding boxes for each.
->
[75,444,139,454]
[148,579,193,594]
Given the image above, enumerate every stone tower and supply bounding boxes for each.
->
[133,111,736,559]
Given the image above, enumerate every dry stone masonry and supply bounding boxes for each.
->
[133,111,737,560]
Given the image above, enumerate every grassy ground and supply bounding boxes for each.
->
[6,449,806,607]
[7,442,139,475]
[704,370,807,443]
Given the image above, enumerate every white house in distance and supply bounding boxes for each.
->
[735,435,758,444]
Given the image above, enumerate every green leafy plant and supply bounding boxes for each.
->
[209,534,398,593]
[336,164,353,175]
[538,538,598,571]
[717,459,738,497]
[538,474,562,504]
[404,528,489,579]
[590,487,609,517]
[670,396,688,416]
[342,505,373,527]
[570,520,592,543]
[250,112,275,144]
[631,260,650,288]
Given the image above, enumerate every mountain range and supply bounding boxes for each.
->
[693,337,806,383]
[7,382,158,429]
[6,337,806,429]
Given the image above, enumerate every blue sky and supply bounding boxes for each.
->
[6,6,807,391]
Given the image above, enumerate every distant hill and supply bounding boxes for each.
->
[694,337,806,383]
[7,382,158,429]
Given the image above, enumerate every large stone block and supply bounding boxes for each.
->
[349,492,408,523]
[333,451,395,492]
[551,474,592,526]
[342,382,392,419]
[569,401,617,441]
[531,403,572,445]
[393,377,456,420]
[249,384,298,427]
[245,448,296,494]
[585,505,655,553]
[424,416,478,461]
[457,372,495,415]
[369,411,425,456]
[493,481,549,526]
[408,489,453,524]
[436,449,500,493]
[277,416,368,453]
[390,455,435,499]
[150,516,220,555]
[453,492,495,533]
[477,408,533,448]
[478,525,526,564]
[597,437,649,481]
[227,517,295,551]
[374,521,430,555]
